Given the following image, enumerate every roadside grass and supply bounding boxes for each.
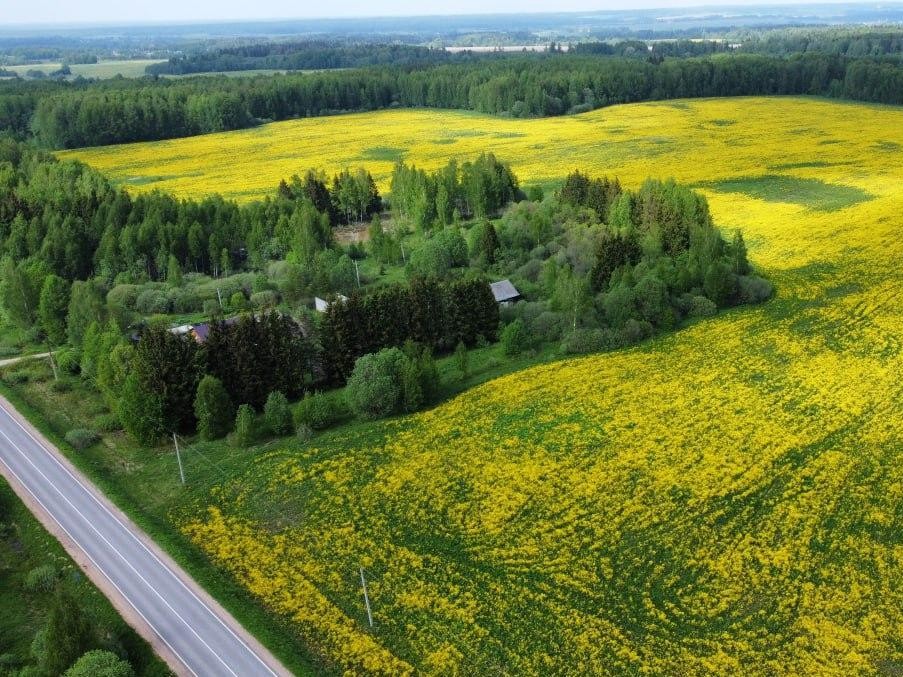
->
[0,478,169,676]
[0,369,324,677]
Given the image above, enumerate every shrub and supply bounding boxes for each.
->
[64,429,99,451]
[55,349,80,375]
[250,290,278,309]
[295,424,314,443]
[294,392,340,430]
[345,348,408,420]
[194,375,233,441]
[106,284,140,311]
[24,564,58,593]
[688,295,718,318]
[135,289,171,315]
[229,291,248,311]
[94,413,122,433]
[500,319,530,357]
[621,319,654,344]
[64,650,134,677]
[401,358,424,412]
[264,391,292,436]
[453,341,469,377]
[233,404,256,447]
[202,299,222,317]
[168,288,202,314]
[531,311,566,341]
[2,369,29,385]
[737,275,774,304]
[561,328,622,355]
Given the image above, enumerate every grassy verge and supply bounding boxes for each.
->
[0,477,168,675]
[0,372,323,676]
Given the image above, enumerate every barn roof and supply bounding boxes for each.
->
[490,279,521,303]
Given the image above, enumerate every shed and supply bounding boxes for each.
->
[490,279,521,306]
[315,294,349,312]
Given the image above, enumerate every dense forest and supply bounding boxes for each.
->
[145,42,460,75]
[0,52,899,148]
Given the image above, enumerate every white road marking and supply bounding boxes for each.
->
[0,443,201,677]
[0,405,279,677]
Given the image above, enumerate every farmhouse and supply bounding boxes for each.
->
[490,279,521,306]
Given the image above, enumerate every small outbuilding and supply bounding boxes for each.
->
[315,295,349,312]
[490,279,521,306]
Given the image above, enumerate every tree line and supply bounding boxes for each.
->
[321,277,499,380]
[2,52,901,148]
[145,41,460,75]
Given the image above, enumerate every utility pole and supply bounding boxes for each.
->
[400,242,406,263]
[46,346,58,382]
[359,567,373,628]
[216,287,224,310]
[173,433,185,485]
[353,259,361,288]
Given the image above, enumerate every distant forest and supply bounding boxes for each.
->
[2,51,901,149]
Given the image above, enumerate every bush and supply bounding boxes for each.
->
[401,358,423,412]
[250,290,278,309]
[94,413,122,433]
[2,369,29,385]
[531,311,566,342]
[264,391,292,436]
[233,404,256,446]
[295,424,314,443]
[135,289,171,315]
[193,375,233,441]
[294,392,340,430]
[202,299,222,317]
[453,341,469,377]
[229,291,248,311]
[168,288,202,314]
[737,275,774,304]
[55,349,80,375]
[345,348,408,420]
[24,564,58,592]
[64,429,99,451]
[64,650,134,677]
[621,319,654,344]
[500,318,531,357]
[561,328,622,355]
[688,295,718,318]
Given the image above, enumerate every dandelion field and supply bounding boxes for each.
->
[70,97,903,674]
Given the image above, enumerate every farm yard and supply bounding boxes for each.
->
[54,96,903,674]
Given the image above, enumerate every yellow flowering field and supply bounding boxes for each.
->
[85,97,902,674]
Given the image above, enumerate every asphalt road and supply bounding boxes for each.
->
[0,397,290,677]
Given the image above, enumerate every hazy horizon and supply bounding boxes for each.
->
[5,0,891,28]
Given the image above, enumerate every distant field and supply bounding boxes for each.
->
[61,96,903,674]
[62,96,899,204]
[4,59,163,79]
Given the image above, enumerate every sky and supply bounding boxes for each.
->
[3,0,856,27]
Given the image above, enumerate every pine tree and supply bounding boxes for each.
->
[264,391,292,436]
[194,375,234,440]
[38,274,70,346]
